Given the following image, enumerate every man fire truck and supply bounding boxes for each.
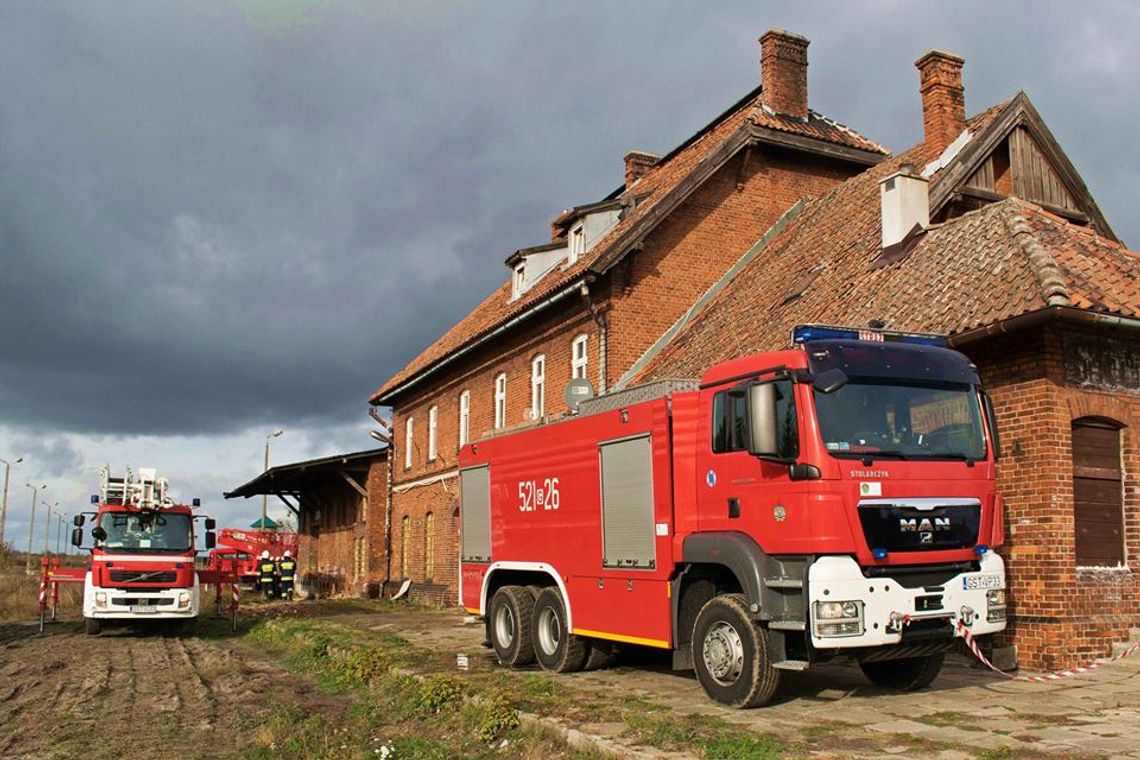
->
[458,326,1007,707]
[71,467,217,634]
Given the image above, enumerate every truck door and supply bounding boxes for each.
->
[697,379,799,538]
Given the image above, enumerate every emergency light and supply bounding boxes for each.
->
[791,324,947,347]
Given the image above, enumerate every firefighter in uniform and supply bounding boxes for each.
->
[278,550,297,601]
[258,550,277,600]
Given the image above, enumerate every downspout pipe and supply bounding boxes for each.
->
[579,281,607,394]
[369,407,395,597]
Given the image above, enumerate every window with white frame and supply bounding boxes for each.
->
[494,373,507,429]
[404,416,414,469]
[512,262,526,299]
[568,222,585,263]
[428,405,438,461]
[531,355,546,419]
[458,390,470,447]
[571,334,589,380]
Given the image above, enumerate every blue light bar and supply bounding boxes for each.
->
[872,547,889,560]
[792,324,947,347]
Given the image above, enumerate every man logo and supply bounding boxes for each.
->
[900,516,950,544]
[898,517,951,533]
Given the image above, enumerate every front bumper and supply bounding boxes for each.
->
[83,574,200,620]
[807,553,1005,650]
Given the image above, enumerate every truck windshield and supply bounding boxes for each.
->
[96,512,193,553]
[813,381,987,461]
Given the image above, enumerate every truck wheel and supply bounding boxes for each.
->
[860,654,944,690]
[84,617,101,636]
[692,593,780,708]
[489,586,536,667]
[532,587,590,673]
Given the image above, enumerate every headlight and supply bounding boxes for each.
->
[94,591,108,608]
[816,601,861,620]
[177,591,191,609]
[813,600,864,637]
[986,589,1006,623]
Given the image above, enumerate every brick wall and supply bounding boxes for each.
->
[295,456,388,598]
[967,324,1140,669]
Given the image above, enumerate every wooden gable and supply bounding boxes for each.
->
[932,92,1119,243]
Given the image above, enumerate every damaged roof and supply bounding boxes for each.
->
[370,85,887,405]
[630,139,1140,384]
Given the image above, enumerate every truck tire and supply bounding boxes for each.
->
[860,653,944,691]
[489,586,536,667]
[532,587,590,673]
[691,593,780,708]
[84,617,101,636]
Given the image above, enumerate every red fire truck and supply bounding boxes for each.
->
[207,528,298,588]
[458,326,1007,707]
[69,467,220,634]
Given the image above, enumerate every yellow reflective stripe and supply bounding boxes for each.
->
[464,606,481,615]
[571,628,670,649]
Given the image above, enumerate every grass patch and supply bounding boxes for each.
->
[623,712,785,758]
[914,711,985,731]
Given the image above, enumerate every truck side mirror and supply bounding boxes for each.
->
[71,527,83,547]
[204,518,216,530]
[205,531,216,550]
[91,526,107,542]
[747,383,780,458]
[73,514,85,527]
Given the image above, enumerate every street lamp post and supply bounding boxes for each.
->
[25,483,46,573]
[56,514,65,556]
[43,501,57,555]
[0,456,23,547]
[262,429,284,531]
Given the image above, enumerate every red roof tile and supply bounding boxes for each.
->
[634,144,1140,383]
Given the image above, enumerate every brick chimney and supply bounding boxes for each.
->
[916,49,966,164]
[624,150,659,187]
[760,29,810,120]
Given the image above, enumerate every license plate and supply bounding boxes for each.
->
[131,605,158,614]
[962,574,1002,590]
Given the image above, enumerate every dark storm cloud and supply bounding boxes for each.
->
[2,1,1138,436]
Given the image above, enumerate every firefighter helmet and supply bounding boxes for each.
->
[283,550,292,558]
[261,550,270,559]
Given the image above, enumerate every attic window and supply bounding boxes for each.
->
[512,262,526,299]
[568,223,585,263]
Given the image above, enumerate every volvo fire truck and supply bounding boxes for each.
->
[458,326,1007,707]
[71,467,219,634]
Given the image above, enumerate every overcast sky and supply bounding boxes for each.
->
[2,1,1138,546]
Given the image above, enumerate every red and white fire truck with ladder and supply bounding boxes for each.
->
[41,467,237,635]
[207,528,298,589]
[459,325,1008,707]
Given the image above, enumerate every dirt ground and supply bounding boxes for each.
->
[0,620,315,760]
[3,602,1139,760]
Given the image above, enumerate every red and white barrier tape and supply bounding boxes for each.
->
[956,618,1140,682]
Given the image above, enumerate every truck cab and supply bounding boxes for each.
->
[72,467,216,634]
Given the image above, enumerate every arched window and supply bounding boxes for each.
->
[531,355,546,419]
[571,334,589,380]
[401,515,410,578]
[458,390,470,447]
[494,373,507,429]
[424,512,435,581]
[1072,417,1125,566]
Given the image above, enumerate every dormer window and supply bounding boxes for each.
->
[568,223,586,263]
[512,262,526,299]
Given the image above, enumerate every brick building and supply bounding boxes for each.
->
[369,32,1139,669]
[625,52,1139,669]
[225,448,389,598]
[370,29,888,605]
